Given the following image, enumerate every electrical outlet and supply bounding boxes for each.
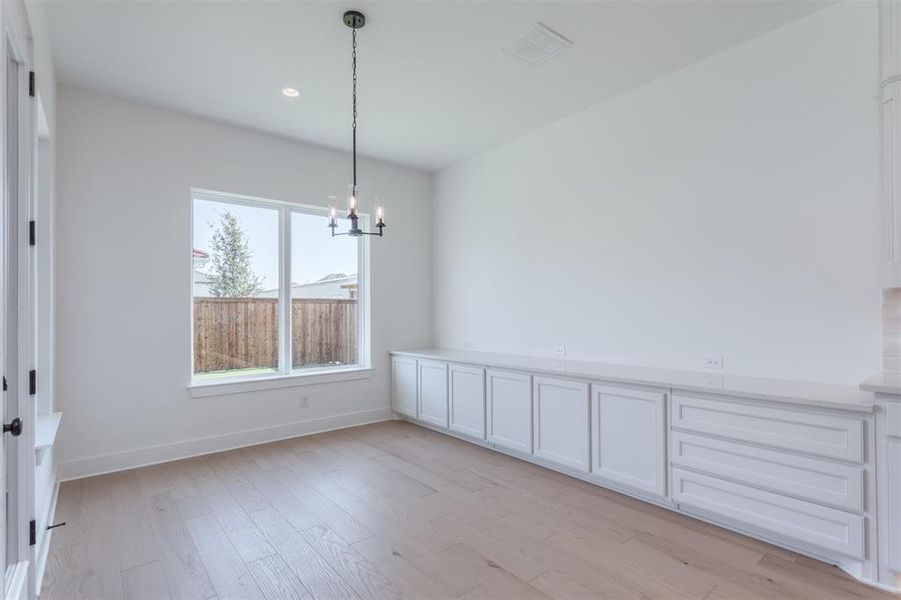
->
[704,357,724,369]
[554,346,566,357]
[462,339,472,349]
[299,395,310,408]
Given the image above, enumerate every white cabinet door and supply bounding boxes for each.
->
[449,364,485,439]
[532,377,589,472]
[889,438,901,571]
[418,360,448,428]
[391,356,417,418]
[591,384,666,498]
[487,369,532,453]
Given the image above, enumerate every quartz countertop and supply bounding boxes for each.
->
[392,349,877,413]
[860,372,901,396]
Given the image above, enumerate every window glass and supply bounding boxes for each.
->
[291,211,359,370]
[193,198,280,379]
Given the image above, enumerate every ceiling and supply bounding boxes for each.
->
[43,0,831,171]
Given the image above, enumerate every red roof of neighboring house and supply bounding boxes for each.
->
[193,248,209,259]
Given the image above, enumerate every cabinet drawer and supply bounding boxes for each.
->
[671,393,864,463]
[673,468,865,559]
[671,432,864,512]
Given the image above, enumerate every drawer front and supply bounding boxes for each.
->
[671,432,864,512]
[671,393,864,463]
[673,468,865,560]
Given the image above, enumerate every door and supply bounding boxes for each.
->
[448,363,485,439]
[486,369,532,453]
[533,377,589,472]
[417,360,448,428]
[1,3,34,597]
[391,356,417,418]
[591,384,666,498]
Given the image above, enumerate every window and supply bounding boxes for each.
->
[191,190,368,384]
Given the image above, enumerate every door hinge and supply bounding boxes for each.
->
[29,520,35,546]
[29,220,35,246]
[28,71,34,97]
[2,376,6,392]
[28,370,35,395]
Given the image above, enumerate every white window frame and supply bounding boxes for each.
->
[187,188,371,398]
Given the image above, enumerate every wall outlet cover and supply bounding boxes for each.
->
[704,357,724,369]
[554,346,566,356]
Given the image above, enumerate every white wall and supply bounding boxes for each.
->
[55,85,432,479]
[433,1,881,385]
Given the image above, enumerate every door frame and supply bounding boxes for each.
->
[1,1,34,598]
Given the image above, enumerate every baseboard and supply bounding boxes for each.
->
[34,480,60,597]
[58,407,392,481]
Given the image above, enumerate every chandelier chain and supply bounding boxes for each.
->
[352,26,358,191]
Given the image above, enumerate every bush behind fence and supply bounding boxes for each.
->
[193,297,357,373]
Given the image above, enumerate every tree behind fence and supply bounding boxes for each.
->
[193,297,357,373]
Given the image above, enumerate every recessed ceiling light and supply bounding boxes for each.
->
[282,87,300,98]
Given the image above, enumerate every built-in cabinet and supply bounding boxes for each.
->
[487,369,532,453]
[391,350,886,590]
[418,360,448,428]
[533,377,589,472]
[591,384,666,497]
[391,356,418,418]
[885,438,901,571]
[448,363,485,439]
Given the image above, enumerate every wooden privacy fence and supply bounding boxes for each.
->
[193,297,357,373]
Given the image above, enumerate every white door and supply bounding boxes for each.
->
[391,356,417,418]
[448,364,485,439]
[486,369,532,453]
[591,384,667,498]
[533,377,589,472]
[1,2,34,597]
[417,360,448,428]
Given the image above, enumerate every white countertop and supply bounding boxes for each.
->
[392,349,877,413]
[860,372,901,396]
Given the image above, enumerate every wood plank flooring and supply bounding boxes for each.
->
[42,421,895,600]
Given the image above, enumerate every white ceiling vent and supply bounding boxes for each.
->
[503,23,574,66]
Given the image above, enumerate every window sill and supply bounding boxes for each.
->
[188,367,373,398]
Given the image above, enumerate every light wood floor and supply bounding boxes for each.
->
[42,421,896,600]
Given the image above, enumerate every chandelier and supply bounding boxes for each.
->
[328,10,386,238]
